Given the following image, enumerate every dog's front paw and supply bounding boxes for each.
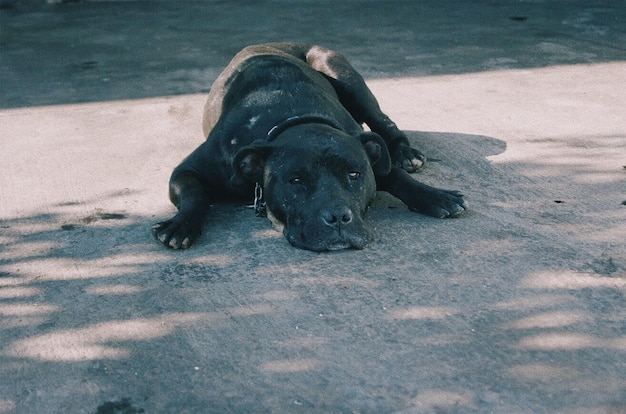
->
[152,216,200,249]
[410,189,467,218]
[392,144,426,173]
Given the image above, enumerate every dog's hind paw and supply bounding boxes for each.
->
[392,144,426,173]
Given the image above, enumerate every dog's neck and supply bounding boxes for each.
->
[266,115,342,142]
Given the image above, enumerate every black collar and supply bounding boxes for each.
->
[266,115,342,141]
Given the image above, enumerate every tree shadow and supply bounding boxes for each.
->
[1,129,624,412]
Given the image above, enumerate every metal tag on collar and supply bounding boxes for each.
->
[253,182,267,217]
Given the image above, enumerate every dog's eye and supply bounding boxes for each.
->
[348,172,361,181]
[290,177,303,185]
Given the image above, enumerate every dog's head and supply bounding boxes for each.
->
[233,124,391,251]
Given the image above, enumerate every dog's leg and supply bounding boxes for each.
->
[301,45,467,218]
[152,141,216,249]
[377,167,467,218]
[304,45,425,172]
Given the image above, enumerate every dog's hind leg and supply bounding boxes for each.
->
[303,45,425,172]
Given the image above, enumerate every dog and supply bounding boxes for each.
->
[152,42,466,251]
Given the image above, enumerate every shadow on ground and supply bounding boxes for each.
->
[1,130,624,413]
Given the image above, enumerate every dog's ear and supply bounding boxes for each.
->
[356,132,391,176]
[231,143,273,185]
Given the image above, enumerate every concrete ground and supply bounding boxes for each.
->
[1,1,625,413]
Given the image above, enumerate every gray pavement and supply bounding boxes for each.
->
[1,1,625,413]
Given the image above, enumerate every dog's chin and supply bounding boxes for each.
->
[271,209,369,252]
[285,231,368,252]
[325,241,354,251]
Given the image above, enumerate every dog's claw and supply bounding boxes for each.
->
[448,202,467,217]
[181,236,192,249]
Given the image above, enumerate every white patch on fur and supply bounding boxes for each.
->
[247,115,261,129]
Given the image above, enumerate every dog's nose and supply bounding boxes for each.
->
[321,207,353,228]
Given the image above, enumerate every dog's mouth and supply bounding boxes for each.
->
[287,236,366,252]
[284,228,369,252]
[267,206,369,252]
[325,240,357,251]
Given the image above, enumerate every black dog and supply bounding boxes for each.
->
[152,43,466,251]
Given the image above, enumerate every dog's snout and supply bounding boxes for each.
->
[321,206,353,228]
